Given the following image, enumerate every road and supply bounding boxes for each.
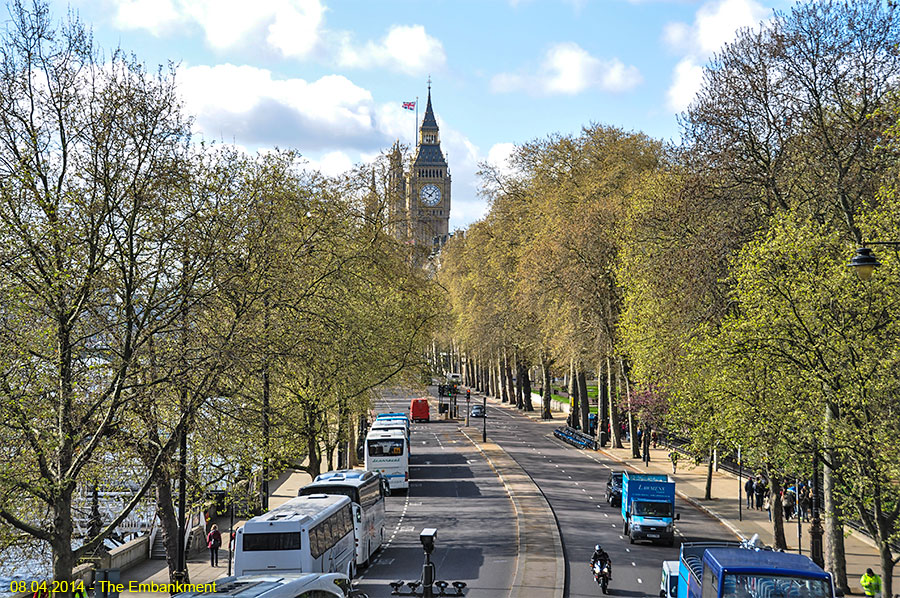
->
[355,387,518,598]
[355,387,736,598]
[482,396,736,598]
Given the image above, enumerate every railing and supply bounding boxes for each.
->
[659,430,900,553]
[553,426,597,451]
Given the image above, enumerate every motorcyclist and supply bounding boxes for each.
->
[591,544,612,579]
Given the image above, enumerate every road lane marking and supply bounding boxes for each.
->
[638,578,643,584]
[632,562,636,567]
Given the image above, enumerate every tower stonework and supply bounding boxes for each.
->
[387,140,406,242]
[405,84,451,252]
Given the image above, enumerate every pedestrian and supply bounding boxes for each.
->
[764,493,771,521]
[783,489,795,521]
[651,430,659,448]
[744,477,755,509]
[669,450,679,474]
[799,485,811,522]
[207,523,222,567]
[754,476,766,510]
[861,568,882,598]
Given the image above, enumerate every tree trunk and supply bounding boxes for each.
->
[578,368,589,435]
[500,351,509,403]
[598,359,608,445]
[878,540,894,598]
[619,357,639,458]
[307,430,321,478]
[541,357,552,420]
[569,359,580,429]
[705,449,714,500]
[770,472,787,550]
[824,400,849,593]
[608,355,622,448]
[514,351,524,409]
[153,465,182,582]
[51,492,75,588]
[522,362,534,411]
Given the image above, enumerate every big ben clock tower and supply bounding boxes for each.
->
[406,80,451,250]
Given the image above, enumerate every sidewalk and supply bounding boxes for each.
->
[120,468,312,596]
[482,390,898,595]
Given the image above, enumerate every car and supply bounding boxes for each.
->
[606,470,624,506]
[470,405,486,418]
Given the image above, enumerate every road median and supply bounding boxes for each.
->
[461,429,564,598]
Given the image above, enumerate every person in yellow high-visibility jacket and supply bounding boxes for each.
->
[861,568,882,598]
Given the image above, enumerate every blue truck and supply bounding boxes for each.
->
[676,541,834,598]
[621,472,679,545]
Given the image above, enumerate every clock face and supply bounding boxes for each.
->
[420,184,441,206]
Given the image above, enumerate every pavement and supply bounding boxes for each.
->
[485,390,899,596]
[119,467,312,597]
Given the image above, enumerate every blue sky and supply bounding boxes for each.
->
[56,0,792,230]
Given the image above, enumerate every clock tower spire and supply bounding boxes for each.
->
[406,79,451,255]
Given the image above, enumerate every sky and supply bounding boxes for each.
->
[55,0,794,231]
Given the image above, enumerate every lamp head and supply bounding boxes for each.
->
[848,246,881,281]
[420,527,437,554]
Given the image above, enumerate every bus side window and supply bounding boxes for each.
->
[345,505,355,535]
[308,526,319,558]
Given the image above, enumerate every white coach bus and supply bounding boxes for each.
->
[233,494,357,579]
[364,429,409,492]
[299,470,386,567]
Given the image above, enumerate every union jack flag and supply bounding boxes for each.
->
[402,101,416,110]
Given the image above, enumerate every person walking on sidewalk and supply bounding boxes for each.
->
[745,477,755,509]
[207,523,222,567]
[669,450,679,473]
[861,568,882,598]
[754,476,767,510]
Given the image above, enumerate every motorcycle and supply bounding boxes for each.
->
[591,560,611,594]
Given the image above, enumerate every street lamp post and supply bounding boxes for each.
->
[809,443,824,568]
[482,394,487,442]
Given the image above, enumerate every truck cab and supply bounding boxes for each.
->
[661,560,679,598]
[621,472,679,545]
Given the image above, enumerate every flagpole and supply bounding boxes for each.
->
[415,96,418,150]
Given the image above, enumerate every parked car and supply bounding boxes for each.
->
[606,470,624,506]
[470,404,486,418]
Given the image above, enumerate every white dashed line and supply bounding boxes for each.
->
[638,578,643,584]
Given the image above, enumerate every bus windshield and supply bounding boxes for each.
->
[367,439,405,457]
[633,501,673,517]
[721,573,831,598]
[298,485,359,504]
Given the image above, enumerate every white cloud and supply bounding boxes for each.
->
[662,0,766,112]
[109,0,444,75]
[667,58,704,112]
[491,42,642,96]
[302,151,357,177]
[176,64,387,150]
[337,25,446,76]
[111,0,325,56]
[487,143,517,178]
[112,0,183,34]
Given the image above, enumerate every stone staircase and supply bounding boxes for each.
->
[150,531,167,560]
